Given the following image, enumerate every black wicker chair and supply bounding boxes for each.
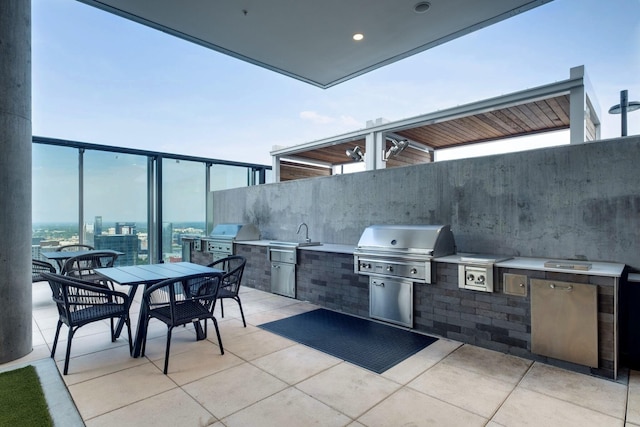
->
[61,251,119,287]
[56,244,95,252]
[41,272,132,375]
[141,272,225,374]
[32,259,56,282]
[208,255,247,327]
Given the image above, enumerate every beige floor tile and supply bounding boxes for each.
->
[519,362,627,419]
[252,343,342,384]
[85,388,215,427]
[222,329,295,361]
[440,344,532,385]
[156,341,244,385]
[222,387,351,427]
[627,370,640,424]
[241,295,301,313]
[408,361,515,418]
[139,327,201,361]
[296,362,400,418]
[246,310,292,325]
[58,344,148,385]
[183,362,288,419]
[358,387,487,427]
[492,387,623,427]
[382,338,462,384]
[51,329,130,362]
[215,317,262,342]
[69,363,176,420]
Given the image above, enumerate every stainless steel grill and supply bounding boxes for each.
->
[353,224,456,284]
[353,224,456,328]
[204,223,260,261]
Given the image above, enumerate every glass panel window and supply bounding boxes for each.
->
[84,151,148,266]
[162,159,206,263]
[210,164,249,191]
[32,144,79,259]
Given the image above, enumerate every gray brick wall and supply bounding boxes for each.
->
[201,244,619,379]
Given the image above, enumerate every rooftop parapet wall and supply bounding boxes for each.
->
[213,135,640,269]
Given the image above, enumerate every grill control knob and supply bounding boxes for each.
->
[410,268,417,274]
[478,275,485,283]
[467,273,475,281]
[386,266,393,272]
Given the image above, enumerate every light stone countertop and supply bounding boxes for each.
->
[236,240,355,254]
[436,253,625,278]
[237,243,626,277]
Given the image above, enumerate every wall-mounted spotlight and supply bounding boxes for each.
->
[346,146,364,162]
[384,138,409,160]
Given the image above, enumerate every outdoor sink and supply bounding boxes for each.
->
[269,241,322,247]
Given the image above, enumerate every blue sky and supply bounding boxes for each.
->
[32,0,640,165]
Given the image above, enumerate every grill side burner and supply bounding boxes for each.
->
[457,254,512,292]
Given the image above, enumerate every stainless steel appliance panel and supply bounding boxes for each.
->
[271,262,296,298]
[369,277,413,328]
[531,279,598,367]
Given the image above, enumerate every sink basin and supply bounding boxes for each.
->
[269,241,322,247]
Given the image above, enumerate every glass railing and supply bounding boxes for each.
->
[32,136,271,266]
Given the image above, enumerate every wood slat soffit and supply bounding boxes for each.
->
[289,94,569,166]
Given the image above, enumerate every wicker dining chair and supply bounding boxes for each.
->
[141,272,225,374]
[56,244,95,252]
[41,272,132,375]
[61,251,119,288]
[208,255,247,327]
[32,259,56,283]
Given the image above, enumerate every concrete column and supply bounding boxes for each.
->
[0,0,32,363]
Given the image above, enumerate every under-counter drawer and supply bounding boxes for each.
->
[531,279,598,367]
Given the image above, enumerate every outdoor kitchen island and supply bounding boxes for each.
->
[210,241,625,379]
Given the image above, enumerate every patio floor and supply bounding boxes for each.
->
[3,280,640,426]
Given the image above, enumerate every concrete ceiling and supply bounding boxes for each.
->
[77,0,553,88]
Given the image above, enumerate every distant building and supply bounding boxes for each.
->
[162,222,173,256]
[94,234,139,266]
[116,222,137,235]
[94,216,103,236]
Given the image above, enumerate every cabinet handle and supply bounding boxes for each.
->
[549,283,573,291]
[373,282,385,287]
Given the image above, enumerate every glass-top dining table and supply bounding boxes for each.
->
[94,262,223,357]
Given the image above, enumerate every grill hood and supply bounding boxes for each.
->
[355,224,456,257]
[208,223,260,241]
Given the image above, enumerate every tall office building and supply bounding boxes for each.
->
[94,216,103,236]
[94,234,139,266]
[162,222,173,257]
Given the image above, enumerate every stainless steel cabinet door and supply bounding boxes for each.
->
[271,262,296,298]
[531,279,598,367]
[369,277,413,328]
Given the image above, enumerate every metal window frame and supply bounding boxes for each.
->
[33,136,270,263]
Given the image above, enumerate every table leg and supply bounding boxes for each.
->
[131,304,147,358]
[193,321,206,340]
[114,284,139,339]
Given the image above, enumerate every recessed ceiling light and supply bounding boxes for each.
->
[414,2,431,13]
[353,33,364,41]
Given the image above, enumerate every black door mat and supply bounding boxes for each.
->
[258,308,438,374]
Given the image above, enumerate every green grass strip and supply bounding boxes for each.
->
[0,365,53,427]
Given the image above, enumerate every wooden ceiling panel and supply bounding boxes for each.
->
[280,94,571,172]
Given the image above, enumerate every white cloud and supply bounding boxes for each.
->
[299,110,334,124]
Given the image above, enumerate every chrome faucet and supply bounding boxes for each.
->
[297,222,310,242]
